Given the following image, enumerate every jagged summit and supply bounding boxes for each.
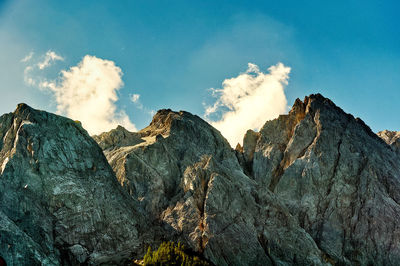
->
[97,93,384,154]
[139,108,221,139]
[290,94,377,135]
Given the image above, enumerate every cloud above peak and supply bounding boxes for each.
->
[205,62,291,147]
[39,55,137,134]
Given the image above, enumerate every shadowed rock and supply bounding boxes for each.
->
[0,104,143,265]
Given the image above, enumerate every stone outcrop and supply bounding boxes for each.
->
[0,104,142,265]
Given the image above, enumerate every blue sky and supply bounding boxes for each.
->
[0,0,399,141]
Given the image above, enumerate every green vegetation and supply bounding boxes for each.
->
[138,241,210,266]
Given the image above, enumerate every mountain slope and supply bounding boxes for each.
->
[240,94,400,264]
[94,109,329,265]
[96,94,400,265]
[0,104,142,265]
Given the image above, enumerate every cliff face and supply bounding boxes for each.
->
[241,94,400,265]
[0,104,142,265]
[1,94,400,266]
[94,109,326,265]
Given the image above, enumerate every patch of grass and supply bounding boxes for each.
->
[136,241,210,266]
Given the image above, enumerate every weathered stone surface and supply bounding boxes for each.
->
[95,109,327,265]
[2,93,400,266]
[0,104,142,265]
[0,210,58,265]
[242,94,400,265]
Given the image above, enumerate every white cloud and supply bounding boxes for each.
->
[37,50,64,70]
[40,55,137,135]
[205,62,290,147]
[22,50,64,87]
[21,52,34,62]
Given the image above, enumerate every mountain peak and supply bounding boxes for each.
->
[0,104,141,265]
[16,102,30,111]
[283,93,382,145]
[140,108,220,140]
[13,103,36,118]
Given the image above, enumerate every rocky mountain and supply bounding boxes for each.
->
[1,94,400,265]
[0,104,143,265]
[94,109,326,265]
[239,95,400,265]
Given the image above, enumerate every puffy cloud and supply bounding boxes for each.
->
[37,50,64,69]
[40,55,137,134]
[205,62,291,147]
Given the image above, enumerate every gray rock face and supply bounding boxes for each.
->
[2,94,400,266]
[242,94,400,265]
[94,109,327,265]
[0,104,142,265]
